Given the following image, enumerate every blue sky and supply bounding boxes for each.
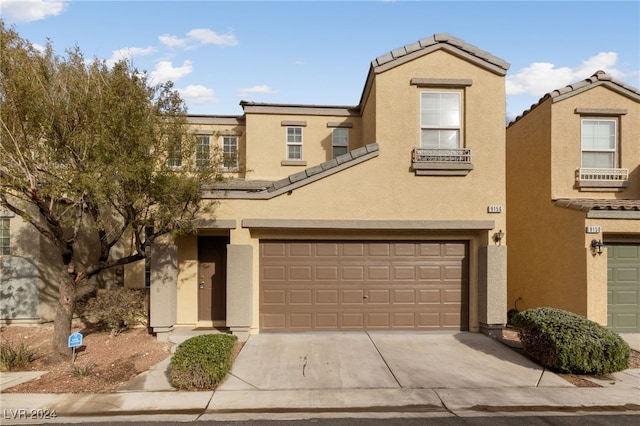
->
[3,0,639,120]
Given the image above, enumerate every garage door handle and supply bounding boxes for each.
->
[363,295,368,299]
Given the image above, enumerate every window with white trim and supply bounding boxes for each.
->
[0,218,9,256]
[332,128,349,158]
[167,136,182,168]
[581,118,617,168]
[420,92,461,149]
[195,135,210,167]
[286,127,303,160]
[222,136,238,169]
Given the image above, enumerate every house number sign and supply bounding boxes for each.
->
[586,226,602,234]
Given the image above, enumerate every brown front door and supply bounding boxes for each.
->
[198,236,228,322]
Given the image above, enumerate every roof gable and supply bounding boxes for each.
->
[510,71,640,126]
[371,33,510,76]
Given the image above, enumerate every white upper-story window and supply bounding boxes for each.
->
[332,128,349,158]
[222,136,238,170]
[286,127,303,160]
[195,135,211,167]
[581,118,617,168]
[420,92,461,149]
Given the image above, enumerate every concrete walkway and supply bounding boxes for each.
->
[1,331,639,423]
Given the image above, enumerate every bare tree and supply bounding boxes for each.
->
[0,22,220,359]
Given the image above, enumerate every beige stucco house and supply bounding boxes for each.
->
[145,34,511,340]
[506,71,640,332]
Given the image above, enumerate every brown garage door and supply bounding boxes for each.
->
[260,241,468,331]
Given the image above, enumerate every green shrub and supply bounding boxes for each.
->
[83,287,146,335]
[512,307,630,374]
[1,339,37,371]
[170,333,238,390]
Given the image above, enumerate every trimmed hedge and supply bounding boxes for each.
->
[511,307,630,374]
[170,333,238,390]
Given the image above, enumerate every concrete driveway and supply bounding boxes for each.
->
[219,332,570,391]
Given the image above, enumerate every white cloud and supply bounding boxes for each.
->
[159,28,239,49]
[186,28,238,47]
[106,46,156,67]
[1,0,67,23]
[158,34,187,48]
[238,85,279,98]
[506,52,622,97]
[179,85,217,105]
[150,60,193,83]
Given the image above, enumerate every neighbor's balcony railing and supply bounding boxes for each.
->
[412,148,472,163]
[577,168,629,182]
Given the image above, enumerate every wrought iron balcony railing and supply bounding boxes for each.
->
[412,148,472,163]
[577,168,629,182]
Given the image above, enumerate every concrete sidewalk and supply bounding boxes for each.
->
[1,332,639,423]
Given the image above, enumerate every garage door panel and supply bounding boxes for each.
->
[289,243,312,256]
[342,289,365,304]
[290,313,312,328]
[419,243,442,257]
[608,243,640,332]
[368,243,391,256]
[343,266,365,280]
[316,290,339,304]
[316,243,339,256]
[289,290,312,304]
[394,266,416,280]
[316,266,338,280]
[419,289,442,303]
[262,314,285,329]
[260,241,468,331]
[368,289,390,303]
[263,290,286,305]
[316,313,338,327]
[263,266,286,281]
[342,313,364,328]
[418,266,442,280]
[290,266,312,280]
[368,266,391,280]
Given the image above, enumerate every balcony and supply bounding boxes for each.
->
[411,148,473,176]
[576,167,629,190]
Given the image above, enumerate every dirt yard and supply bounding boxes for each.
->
[1,323,173,393]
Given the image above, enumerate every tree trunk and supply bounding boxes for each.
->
[52,270,77,360]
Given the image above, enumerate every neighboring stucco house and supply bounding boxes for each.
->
[506,71,640,332]
[147,34,510,340]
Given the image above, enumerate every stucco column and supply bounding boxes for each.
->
[478,245,507,337]
[226,244,253,341]
[149,243,177,341]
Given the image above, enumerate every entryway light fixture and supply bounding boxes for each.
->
[590,239,604,255]
[493,230,505,245]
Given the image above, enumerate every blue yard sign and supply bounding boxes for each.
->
[68,332,83,348]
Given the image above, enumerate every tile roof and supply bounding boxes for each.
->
[509,71,640,126]
[371,33,510,74]
[554,199,640,212]
[204,143,380,199]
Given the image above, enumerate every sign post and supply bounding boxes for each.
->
[68,332,83,363]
